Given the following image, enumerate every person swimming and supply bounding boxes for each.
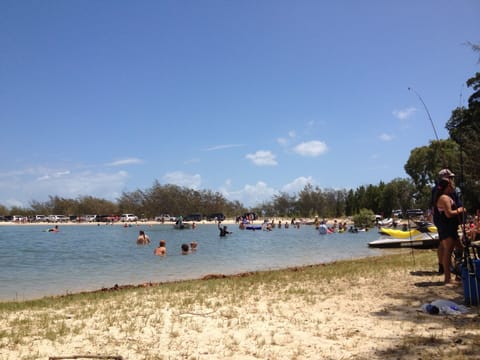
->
[48,225,59,232]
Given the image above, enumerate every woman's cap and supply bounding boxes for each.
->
[438,169,455,179]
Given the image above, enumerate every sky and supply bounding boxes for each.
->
[1,1,479,209]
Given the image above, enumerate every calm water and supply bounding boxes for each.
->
[0,223,385,301]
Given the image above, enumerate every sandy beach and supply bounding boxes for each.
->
[0,251,478,360]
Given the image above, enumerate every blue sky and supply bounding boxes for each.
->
[1,1,479,209]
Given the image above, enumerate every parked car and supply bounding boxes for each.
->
[392,209,403,218]
[96,214,119,222]
[47,215,70,222]
[406,209,424,217]
[120,214,138,222]
[154,214,175,222]
[183,214,203,222]
[207,213,225,221]
[85,215,97,222]
[35,215,47,222]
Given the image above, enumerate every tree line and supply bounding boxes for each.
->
[0,178,420,220]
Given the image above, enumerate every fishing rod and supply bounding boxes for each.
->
[408,87,458,275]
[408,87,440,141]
[407,87,442,267]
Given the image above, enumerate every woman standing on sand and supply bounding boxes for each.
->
[435,178,466,285]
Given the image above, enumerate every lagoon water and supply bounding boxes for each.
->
[0,223,385,301]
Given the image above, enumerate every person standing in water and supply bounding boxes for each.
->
[137,230,151,245]
[218,222,231,237]
[154,240,166,256]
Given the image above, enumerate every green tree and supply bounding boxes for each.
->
[272,192,297,218]
[379,178,415,216]
[404,139,460,208]
[352,208,374,228]
[445,72,480,209]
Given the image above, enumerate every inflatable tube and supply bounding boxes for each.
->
[319,224,328,235]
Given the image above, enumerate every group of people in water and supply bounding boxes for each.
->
[136,230,197,256]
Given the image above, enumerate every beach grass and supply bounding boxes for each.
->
[1,251,479,359]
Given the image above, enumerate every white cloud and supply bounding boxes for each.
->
[0,166,130,207]
[379,133,393,141]
[36,170,70,181]
[221,178,317,208]
[277,131,296,147]
[293,141,328,157]
[163,171,202,189]
[277,137,288,146]
[219,180,276,208]
[392,107,416,120]
[107,158,144,166]
[282,176,315,193]
[204,144,245,151]
[245,150,278,166]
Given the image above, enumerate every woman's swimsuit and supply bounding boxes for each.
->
[436,197,460,240]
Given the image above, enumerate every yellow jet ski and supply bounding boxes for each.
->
[379,223,437,239]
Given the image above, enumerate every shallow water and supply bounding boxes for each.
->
[0,223,384,301]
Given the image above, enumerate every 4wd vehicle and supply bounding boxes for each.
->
[183,214,203,222]
[120,214,138,222]
[207,213,225,221]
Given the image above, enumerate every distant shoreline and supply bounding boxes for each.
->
[0,217,359,227]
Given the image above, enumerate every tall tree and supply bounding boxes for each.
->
[404,139,460,208]
[446,72,480,209]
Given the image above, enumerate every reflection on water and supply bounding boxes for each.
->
[0,223,383,301]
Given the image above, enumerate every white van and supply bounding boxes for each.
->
[120,214,138,222]
[47,215,70,222]
[35,215,47,222]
